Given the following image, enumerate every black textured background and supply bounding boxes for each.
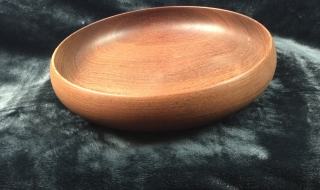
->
[1,0,320,189]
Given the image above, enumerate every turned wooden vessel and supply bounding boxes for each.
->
[50,6,277,131]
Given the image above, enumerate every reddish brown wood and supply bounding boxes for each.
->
[50,6,277,131]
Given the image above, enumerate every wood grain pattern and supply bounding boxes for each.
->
[50,6,277,131]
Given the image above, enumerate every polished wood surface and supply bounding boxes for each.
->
[50,6,277,131]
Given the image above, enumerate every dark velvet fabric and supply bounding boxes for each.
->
[1,0,320,189]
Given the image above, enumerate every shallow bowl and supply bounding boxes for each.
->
[50,6,277,131]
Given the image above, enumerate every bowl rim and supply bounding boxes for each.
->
[50,5,275,98]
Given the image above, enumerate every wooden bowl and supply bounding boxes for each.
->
[50,6,276,131]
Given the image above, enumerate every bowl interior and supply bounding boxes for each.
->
[53,7,272,97]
